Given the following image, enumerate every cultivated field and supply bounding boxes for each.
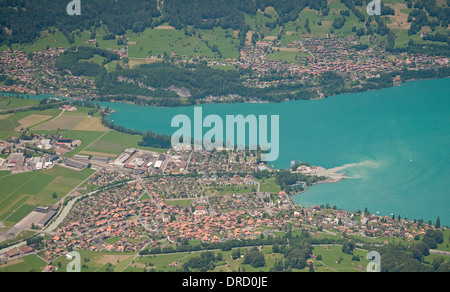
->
[0,97,39,110]
[0,166,95,228]
[72,117,109,132]
[82,130,166,157]
[0,119,20,131]
[16,114,52,130]
[32,115,84,131]
[0,114,12,120]
[127,58,162,69]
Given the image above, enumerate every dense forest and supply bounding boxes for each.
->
[55,46,120,77]
[91,61,317,103]
[0,0,160,46]
[98,63,247,99]
[1,0,448,47]
[0,0,329,47]
[406,0,450,35]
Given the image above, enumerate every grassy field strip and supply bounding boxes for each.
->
[0,254,47,272]
[0,195,32,223]
[0,171,40,207]
[30,109,65,130]
[42,167,98,233]
[72,117,109,132]
[15,114,53,130]
[2,203,35,226]
[0,166,96,228]
[75,130,111,155]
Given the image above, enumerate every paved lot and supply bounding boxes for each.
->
[0,211,47,242]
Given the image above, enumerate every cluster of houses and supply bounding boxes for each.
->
[300,206,435,240]
[186,149,259,174]
[43,163,436,258]
[0,146,440,265]
[88,168,133,187]
[298,36,447,80]
[201,173,258,187]
[0,49,96,98]
[236,35,448,89]
[44,172,292,254]
[44,181,148,259]
[163,210,279,243]
[209,192,264,213]
[0,245,35,262]
[145,176,202,200]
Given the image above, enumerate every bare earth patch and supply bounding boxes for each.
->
[272,47,301,52]
[387,3,411,30]
[155,25,176,30]
[73,117,109,132]
[128,58,162,69]
[97,255,132,265]
[0,114,12,120]
[264,36,278,40]
[79,151,118,158]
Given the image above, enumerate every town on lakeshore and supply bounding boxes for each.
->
[0,122,448,272]
[1,36,448,103]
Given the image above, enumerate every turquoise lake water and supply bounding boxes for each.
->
[4,78,449,225]
[100,78,450,225]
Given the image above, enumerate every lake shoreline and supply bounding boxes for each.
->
[1,77,449,225]
[3,76,448,110]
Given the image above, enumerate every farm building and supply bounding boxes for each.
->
[64,159,87,170]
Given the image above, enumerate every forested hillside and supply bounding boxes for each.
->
[0,0,160,45]
[163,0,328,30]
[1,0,448,47]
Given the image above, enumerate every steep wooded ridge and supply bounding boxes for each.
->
[0,0,159,45]
[0,0,329,46]
[1,0,448,46]
[1,0,449,104]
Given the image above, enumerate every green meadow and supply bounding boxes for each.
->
[127,27,240,61]
[259,177,282,194]
[0,96,39,110]
[0,166,95,227]
[0,254,47,272]
[311,246,370,272]
[0,107,62,137]
[8,30,70,53]
[54,244,373,272]
[79,129,167,157]
[0,119,20,131]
